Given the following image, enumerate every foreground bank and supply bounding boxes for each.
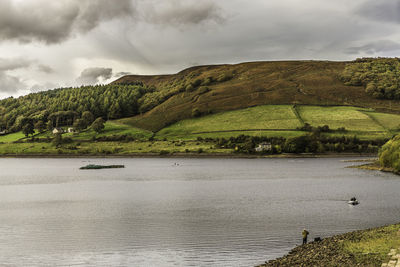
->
[258,223,400,267]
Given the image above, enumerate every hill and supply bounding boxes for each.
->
[1,59,400,136]
[114,60,400,132]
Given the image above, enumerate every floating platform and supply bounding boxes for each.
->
[80,164,125,170]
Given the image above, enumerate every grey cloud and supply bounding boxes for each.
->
[76,67,113,85]
[0,0,134,44]
[356,0,400,23]
[114,72,132,78]
[0,57,36,93]
[0,72,26,93]
[37,65,54,74]
[0,58,52,73]
[143,0,225,26]
[75,0,135,32]
[31,82,58,93]
[345,40,400,55]
[0,58,33,71]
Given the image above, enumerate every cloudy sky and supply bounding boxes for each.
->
[0,0,400,98]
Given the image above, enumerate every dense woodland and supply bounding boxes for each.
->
[340,57,400,99]
[0,82,163,133]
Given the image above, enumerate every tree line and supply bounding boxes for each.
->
[209,134,386,154]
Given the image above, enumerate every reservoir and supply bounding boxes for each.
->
[0,157,398,266]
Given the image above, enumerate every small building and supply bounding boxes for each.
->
[255,142,272,152]
[52,127,64,134]
[67,127,76,133]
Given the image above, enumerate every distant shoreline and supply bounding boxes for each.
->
[0,152,377,159]
[349,160,399,175]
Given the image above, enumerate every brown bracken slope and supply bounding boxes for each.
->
[113,61,400,132]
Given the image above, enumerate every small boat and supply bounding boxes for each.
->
[348,200,359,205]
[348,197,359,205]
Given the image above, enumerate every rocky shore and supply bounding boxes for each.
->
[257,223,400,267]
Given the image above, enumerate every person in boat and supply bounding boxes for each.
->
[302,229,309,244]
[350,197,357,201]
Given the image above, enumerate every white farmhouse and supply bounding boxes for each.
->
[52,127,64,134]
[255,142,272,152]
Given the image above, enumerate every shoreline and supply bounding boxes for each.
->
[0,152,377,159]
[0,153,377,159]
[348,161,400,175]
[258,223,400,267]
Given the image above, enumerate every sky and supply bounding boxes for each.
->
[0,0,400,98]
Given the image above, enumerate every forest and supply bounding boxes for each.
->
[340,57,400,99]
[0,81,173,133]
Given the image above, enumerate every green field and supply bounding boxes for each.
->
[0,131,26,143]
[156,105,302,139]
[365,111,400,131]
[63,121,153,140]
[168,130,306,140]
[298,106,385,131]
[155,105,400,140]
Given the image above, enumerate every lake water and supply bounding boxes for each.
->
[0,157,399,266]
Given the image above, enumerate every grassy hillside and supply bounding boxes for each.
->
[115,60,400,132]
[62,121,153,141]
[155,105,399,140]
[156,105,302,139]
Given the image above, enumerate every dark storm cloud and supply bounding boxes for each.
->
[345,40,400,55]
[142,0,225,26]
[76,67,113,85]
[356,0,400,23]
[0,0,134,44]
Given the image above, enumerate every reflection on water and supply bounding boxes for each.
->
[0,157,398,266]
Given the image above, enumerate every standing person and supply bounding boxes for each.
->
[302,229,309,244]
